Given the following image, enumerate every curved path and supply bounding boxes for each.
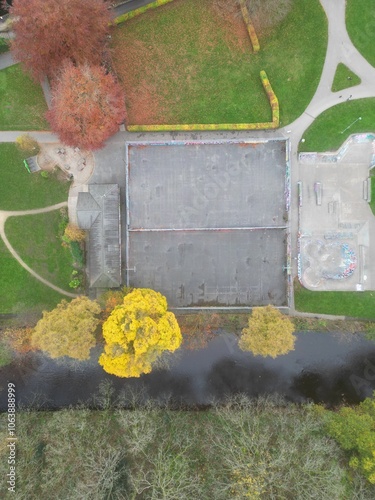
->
[284,0,375,148]
[0,202,79,298]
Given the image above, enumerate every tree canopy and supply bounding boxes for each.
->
[99,288,182,378]
[10,0,111,80]
[239,305,296,358]
[326,394,375,484]
[32,297,101,360]
[46,62,126,150]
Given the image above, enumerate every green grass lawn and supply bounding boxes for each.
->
[0,238,65,314]
[346,0,375,68]
[294,281,375,319]
[0,64,49,130]
[112,0,327,126]
[5,211,74,292]
[299,98,375,152]
[331,63,361,92]
[0,143,70,210]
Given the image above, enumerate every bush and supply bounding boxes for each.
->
[325,394,375,484]
[64,223,86,242]
[58,207,69,238]
[15,134,40,155]
[70,241,84,268]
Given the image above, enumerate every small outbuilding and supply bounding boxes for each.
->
[77,184,121,288]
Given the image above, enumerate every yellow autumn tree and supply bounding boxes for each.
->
[32,297,101,360]
[15,134,39,154]
[239,305,296,358]
[64,223,86,242]
[99,288,182,378]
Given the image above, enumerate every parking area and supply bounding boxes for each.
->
[126,140,288,307]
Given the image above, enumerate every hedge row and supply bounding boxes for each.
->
[260,70,279,127]
[239,0,260,53]
[113,0,176,25]
[127,71,279,132]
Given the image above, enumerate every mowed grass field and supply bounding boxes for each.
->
[0,143,70,210]
[0,64,49,130]
[112,0,327,126]
[299,98,375,152]
[5,212,74,293]
[0,144,71,313]
[294,281,375,320]
[0,238,65,314]
[346,0,375,68]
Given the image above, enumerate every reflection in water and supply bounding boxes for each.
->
[1,331,375,410]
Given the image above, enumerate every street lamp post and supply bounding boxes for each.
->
[340,116,362,134]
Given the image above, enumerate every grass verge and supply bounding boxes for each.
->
[0,143,70,210]
[112,0,327,126]
[0,64,49,130]
[294,280,375,319]
[5,211,75,292]
[0,237,66,314]
[299,98,375,152]
[331,63,361,92]
[346,0,375,68]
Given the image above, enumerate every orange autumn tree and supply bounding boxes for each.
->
[99,288,182,378]
[47,62,126,150]
[239,305,296,358]
[10,0,111,80]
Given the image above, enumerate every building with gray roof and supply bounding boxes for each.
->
[77,184,121,288]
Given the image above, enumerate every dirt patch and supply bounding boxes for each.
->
[245,0,292,38]
[210,0,250,54]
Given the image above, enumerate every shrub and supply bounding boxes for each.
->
[58,207,69,238]
[15,134,40,155]
[69,241,84,268]
[64,223,86,243]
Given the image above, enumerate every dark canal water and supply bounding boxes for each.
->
[1,331,375,411]
[0,1,11,17]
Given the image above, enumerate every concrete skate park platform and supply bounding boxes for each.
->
[298,135,375,291]
[125,140,289,307]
